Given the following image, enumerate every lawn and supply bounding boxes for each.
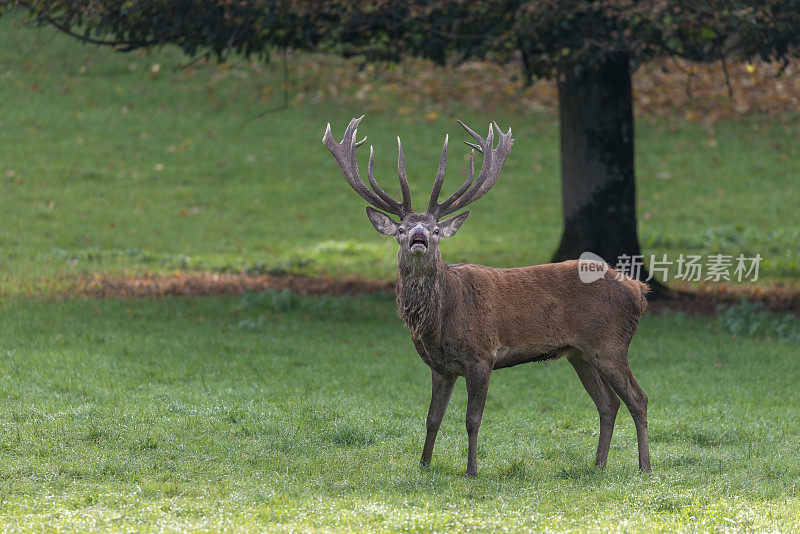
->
[1,15,799,294]
[1,294,800,531]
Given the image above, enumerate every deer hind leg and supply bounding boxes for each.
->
[464,364,491,477]
[568,352,620,469]
[590,351,651,472]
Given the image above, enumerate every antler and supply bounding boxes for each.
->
[427,121,513,220]
[322,115,413,218]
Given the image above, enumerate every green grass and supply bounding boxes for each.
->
[1,293,800,531]
[1,15,799,294]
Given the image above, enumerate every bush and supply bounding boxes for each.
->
[717,301,800,343]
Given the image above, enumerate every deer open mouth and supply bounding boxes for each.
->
[409,234,428,254]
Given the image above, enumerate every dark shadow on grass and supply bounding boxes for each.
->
[650,426,752,447]
[554,464,601,481]
[325,423,375,448]
[498,458,531,481]
[662,455,702,469]
[661,455,726,474]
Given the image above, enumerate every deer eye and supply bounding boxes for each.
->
[434,228,440,235]
[398,228,405,234]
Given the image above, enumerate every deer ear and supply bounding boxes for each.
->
[366,206,400,236]
[439,211,469,238]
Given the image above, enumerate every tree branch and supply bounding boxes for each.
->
[18,1,158,51]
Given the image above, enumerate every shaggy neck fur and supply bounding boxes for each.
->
[395,249,444,337]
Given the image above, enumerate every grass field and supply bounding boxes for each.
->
[2,294,800,531]
[1,15,799,294]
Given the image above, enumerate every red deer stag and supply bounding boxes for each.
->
[322,116,651,476]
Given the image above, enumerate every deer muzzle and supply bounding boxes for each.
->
[409,227,428,255]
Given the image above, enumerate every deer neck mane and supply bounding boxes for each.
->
[395,250,445,337]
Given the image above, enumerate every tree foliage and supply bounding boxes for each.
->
[5,1,800,79]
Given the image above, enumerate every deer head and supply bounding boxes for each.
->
[322,116,513,265]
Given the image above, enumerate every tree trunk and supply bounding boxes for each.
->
[553,52,666,295]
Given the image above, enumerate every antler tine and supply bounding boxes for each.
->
[322,117,378,206]
[427,134,448,212]
[322,116,409,218]
[458,121,487,153]
[455,122,494,204]
[431,119,513,219]
[396,137,413,213]
[433,149,475,215]
[368,145,405,210]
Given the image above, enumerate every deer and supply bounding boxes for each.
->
[322,116,651,477]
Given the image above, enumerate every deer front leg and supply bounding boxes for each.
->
[465,364,491,477]
[421,370,457,468]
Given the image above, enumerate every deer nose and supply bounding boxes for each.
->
[410,226,427,241]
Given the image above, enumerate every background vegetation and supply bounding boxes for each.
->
[2,16,799,294]
[10,0,800,285]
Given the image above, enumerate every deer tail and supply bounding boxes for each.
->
[623,278,650,318]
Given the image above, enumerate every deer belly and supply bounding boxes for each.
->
[493,345,572,369]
